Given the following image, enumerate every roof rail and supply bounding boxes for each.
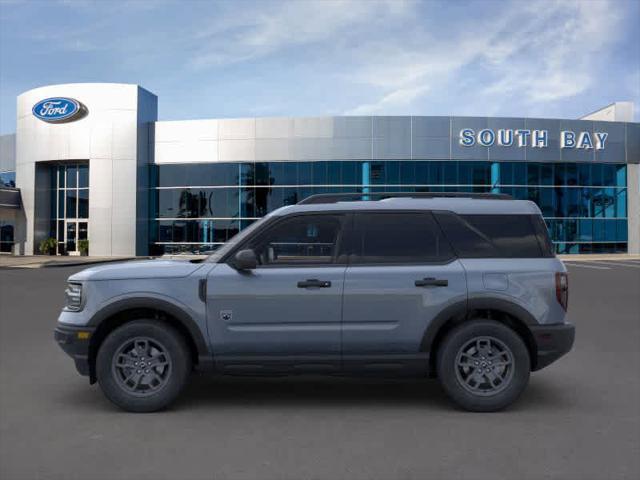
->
[297,192,512,205]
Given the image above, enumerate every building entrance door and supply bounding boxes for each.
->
[51,163,89,255]
[64,220,88,255]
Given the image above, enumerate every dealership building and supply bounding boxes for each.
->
[0,83,638,256]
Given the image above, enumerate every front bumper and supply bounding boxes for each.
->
[530,323,575,371]
[54,324,95,377]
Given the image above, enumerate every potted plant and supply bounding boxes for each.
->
[78,239,89,256]
[38,237,57,256]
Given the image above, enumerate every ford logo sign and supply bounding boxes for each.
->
[32,97,87,123]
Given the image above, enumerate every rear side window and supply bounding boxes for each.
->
[352,212,454,264]
[434,212,551,258]
[531,215,555,257]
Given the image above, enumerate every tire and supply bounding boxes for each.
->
[436,320,530,412]
[96,320,191,412]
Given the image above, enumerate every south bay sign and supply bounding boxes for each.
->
[459,128,608,149]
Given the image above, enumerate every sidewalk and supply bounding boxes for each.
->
[0,255,140,269]
[557,254,640,262]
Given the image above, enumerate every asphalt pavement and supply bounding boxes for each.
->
[0,260,639,480]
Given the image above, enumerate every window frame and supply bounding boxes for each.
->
[347,210,456,267]
[222,212,350,268]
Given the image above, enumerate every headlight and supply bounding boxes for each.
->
[64,283,83,311]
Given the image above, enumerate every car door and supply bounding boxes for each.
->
[206,213,347,373]
[341,211,467,373]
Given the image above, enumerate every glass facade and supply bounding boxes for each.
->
[150,161,628,255]
[0,220,13,253]
[49,163,89,254]
[0,172,17,253]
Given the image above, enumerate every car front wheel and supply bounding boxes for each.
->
[436,320,530,412]
[96,320,191,412]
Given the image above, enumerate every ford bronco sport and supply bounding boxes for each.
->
[55,193,574,412]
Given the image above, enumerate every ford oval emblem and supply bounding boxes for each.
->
[32,97,87,123]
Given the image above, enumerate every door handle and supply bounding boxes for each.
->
[297,279,332,288]
[415,277,448,287]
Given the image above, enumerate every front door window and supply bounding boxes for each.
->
[246,214,343,266]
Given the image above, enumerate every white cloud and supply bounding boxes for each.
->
[481,0,621,105]
[190,0,411,68]
[340,34,491,114]
[345,84,429,115]
[342,0,625,115]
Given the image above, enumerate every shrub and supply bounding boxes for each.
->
[38,237,57,255]
[78,239,89,256]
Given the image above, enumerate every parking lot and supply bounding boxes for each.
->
[0,260,639,480]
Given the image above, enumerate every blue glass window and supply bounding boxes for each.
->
[312,162,328,185]
[78,165,89,188]
[443,162,457,185]
[151,160,628,254]
[342,161,359,186]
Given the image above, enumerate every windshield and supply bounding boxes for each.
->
[205,216,270,263]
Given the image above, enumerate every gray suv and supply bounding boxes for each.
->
[54,193,574,412]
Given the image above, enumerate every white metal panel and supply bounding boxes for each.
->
[256,117,292,139]
[219,139,256,161]
[255,139,290,161]
[293,117,334,138]
[155,119,219,142]
[218,118,256,140]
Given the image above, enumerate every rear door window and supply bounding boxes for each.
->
[351,212,454,264]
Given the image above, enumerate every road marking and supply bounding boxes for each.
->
[605,261,640,268]
[564,263,610,270]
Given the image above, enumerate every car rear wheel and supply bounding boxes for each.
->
[96,320,191,412]
[436,320,530,412]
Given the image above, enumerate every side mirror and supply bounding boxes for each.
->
[231,249,257,271]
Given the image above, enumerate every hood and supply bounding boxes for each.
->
[68,259,205,282]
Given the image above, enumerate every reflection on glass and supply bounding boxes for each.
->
[78,165,89,188]
[58,166,65,189]
[58,191,64,218]
[78,190,89,218]
[66,191,77,218]
[67,166,77,188]
[152,161,628,254]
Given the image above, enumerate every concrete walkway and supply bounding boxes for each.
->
[0,255,140,269]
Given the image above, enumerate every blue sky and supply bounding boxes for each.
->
[0,0,638,134]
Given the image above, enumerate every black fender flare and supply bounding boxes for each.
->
[87,296,212,365]
[466,297,538,325]
[420,296,538,353]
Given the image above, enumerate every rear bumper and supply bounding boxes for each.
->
[54,324,95,377]
[530,323,575,371]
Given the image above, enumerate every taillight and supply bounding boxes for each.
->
[555,272,569,311]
